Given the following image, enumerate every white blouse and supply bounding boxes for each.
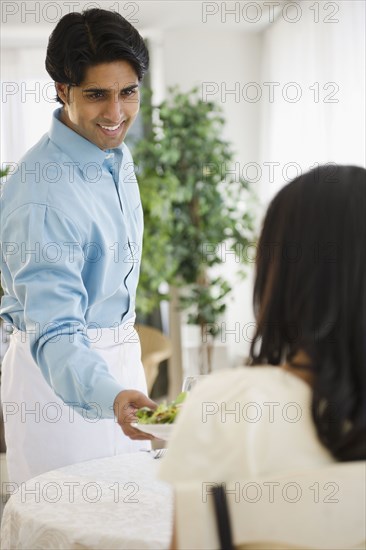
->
[159,366,335,549]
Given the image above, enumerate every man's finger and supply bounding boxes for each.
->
[132,394,157,410]
[121,424,155,440]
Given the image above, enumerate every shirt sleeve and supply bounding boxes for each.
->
[1,202,124,418]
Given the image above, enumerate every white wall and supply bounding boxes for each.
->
[162,29,262,163]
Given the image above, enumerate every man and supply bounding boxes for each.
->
[0,8,156,485]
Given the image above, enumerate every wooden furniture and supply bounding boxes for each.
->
[135,324,172,393]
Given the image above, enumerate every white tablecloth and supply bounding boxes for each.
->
[1,452,173,549]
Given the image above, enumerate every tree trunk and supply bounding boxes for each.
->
[200,323,214,374]
[168,286,183,400]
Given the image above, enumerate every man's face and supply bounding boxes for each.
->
[57,61,140,150]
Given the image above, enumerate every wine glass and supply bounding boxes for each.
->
[182,375,209,393]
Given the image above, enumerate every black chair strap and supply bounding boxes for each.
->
[211,484,234,550]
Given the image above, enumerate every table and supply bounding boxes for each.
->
[1,452,173,549]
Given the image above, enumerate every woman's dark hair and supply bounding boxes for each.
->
[250,164,366,461]
[45,8,149,104]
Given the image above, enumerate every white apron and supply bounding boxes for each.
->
[1,318,150,486]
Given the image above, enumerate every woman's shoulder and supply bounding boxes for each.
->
[192,365,310,401]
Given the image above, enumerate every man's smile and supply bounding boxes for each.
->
[97,120,126,137]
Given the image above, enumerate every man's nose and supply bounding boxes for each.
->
[102,94,123,122]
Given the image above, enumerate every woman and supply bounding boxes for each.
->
[159,164,366,548]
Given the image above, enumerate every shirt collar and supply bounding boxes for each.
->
[49,108,124,168]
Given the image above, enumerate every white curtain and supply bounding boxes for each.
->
[258,0,366,205]
[1,48,56,167]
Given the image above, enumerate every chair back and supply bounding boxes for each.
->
[230,462,366,550]
[176,462,366,549]
[135,324,172,393]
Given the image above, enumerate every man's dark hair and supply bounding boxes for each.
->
[45,8,149,104]
[249,164,366,462]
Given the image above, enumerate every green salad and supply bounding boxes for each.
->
[136,392,187,424]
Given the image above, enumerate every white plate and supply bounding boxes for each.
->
[131,422,174,441]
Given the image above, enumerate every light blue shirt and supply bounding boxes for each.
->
[0,108,143,418]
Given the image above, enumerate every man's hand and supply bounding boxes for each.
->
[113,390,158,440]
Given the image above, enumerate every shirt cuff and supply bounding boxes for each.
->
[83,377,124,420]
[66,376,126,419]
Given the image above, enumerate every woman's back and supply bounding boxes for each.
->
[160,366,334,485]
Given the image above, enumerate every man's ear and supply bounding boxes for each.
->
[55,83,69,104]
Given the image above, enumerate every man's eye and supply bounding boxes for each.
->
[86,91,105,100]
[122,89,137,97]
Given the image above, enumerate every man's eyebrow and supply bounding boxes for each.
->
[82,84,139,93]
[121,84,139,92]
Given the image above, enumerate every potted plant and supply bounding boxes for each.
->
[134,87,256,373]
